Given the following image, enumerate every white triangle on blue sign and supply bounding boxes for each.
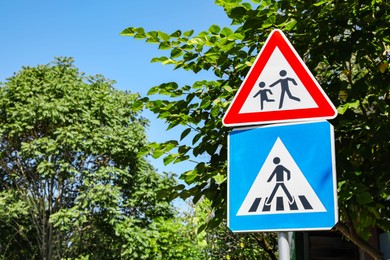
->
[237,137,326,216]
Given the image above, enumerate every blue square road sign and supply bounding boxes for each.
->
[228,121,338,232]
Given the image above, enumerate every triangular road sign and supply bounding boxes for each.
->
[236,137,326,216]
[223,29,337,127]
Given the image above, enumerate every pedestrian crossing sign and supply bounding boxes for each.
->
[227,121,338,232]
[222,29,337,127]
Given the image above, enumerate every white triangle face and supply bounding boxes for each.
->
[239,47,318,113]
[236,137,326,216]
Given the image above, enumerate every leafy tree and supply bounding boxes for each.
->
[0,57,197,259]
[188,198,278,259]
[122,0,389,258]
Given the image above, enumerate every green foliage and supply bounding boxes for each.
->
[0,57,197,259]
[0,190,34,258]
[122,0,390,256]
[189,198,278,259]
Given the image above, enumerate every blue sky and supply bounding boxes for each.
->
[0,1,232,174]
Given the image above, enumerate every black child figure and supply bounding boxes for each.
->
[253,81,275,110]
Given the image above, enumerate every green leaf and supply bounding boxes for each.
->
[147,86,160,95]
[223,85,234,92]
[187,38,204,45]
[262,15,276,29]
[230,33,245,40]
[158,42,171,50]
[313,0,331,6]
[337,100,360,114]
[229,6,248,19]
[152,148,165,159]
[174,154,190,164]
[146,31,159,43]
[283,19,297,31]
[170,30,181,37]
[180,128,191,140]
[183,170,198,184]
[151,56,169,63]
[171,48,183,58]
[356,191,373,205]
[208,25,221,34]
[163,153,177,165]
[158,31,170,41]
[120,27,143,36]
[199,96,211,109]
[183,29,194,37]
[161,59,177,65]
[221,27,234,37]
[213,174,226,184]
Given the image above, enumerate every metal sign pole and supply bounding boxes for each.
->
[278,232,290,260]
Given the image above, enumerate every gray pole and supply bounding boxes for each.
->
[278,232,290,260]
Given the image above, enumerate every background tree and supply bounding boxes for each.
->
[0,57,201,259]
[187,198,278,259]
[122,0,389,258]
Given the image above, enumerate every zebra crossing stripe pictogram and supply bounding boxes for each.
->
[248,195,313,213]
[236,137,326,216]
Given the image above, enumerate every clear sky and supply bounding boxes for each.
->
[0,1,232,174]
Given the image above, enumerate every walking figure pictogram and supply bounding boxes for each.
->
[265,157,294,206]
[253,81,275,110]
[270,70,301,109]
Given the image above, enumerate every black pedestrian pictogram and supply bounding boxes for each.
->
[253,81,275,110]
[265,157,293,206]
[247,156,312,213]
[269,70,301,109]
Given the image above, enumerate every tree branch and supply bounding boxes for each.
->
[334,221,384,260]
